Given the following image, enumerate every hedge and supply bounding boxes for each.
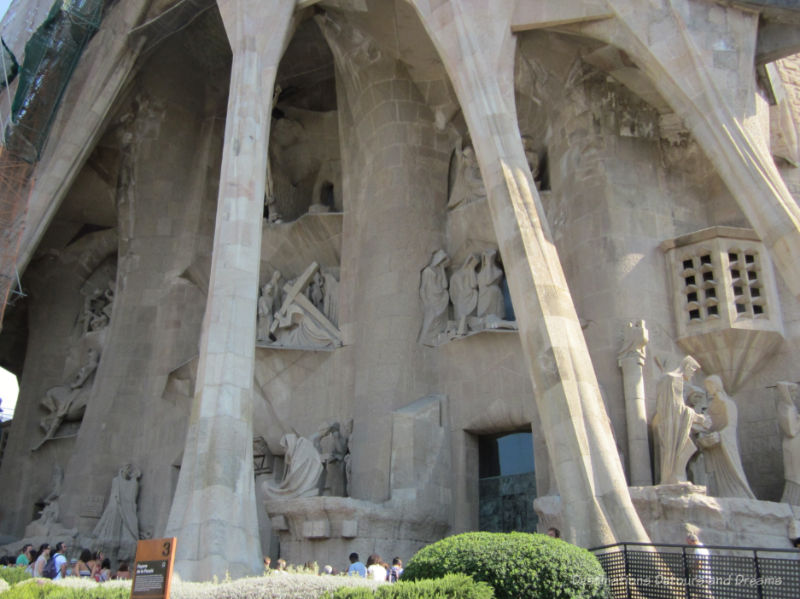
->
[402,532,609,599]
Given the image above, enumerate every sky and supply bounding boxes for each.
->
[0,0,20,421]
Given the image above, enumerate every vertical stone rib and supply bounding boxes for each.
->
[409,0,649,547]
[164,0,295,581]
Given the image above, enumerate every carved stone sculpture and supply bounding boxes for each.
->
[419,250,450,345]
[33,348,100,451]
[92,464,141,560]
[313,421,349,497]
[448,140,486,210]
[257,271,282,342]
[476,248,506,322]
[652,356,708,484]
[449,254,479,336]
[322,271,339,326]
[696,375,755,499]
[263,433,324,501]
[269,263,342,349]
[777,382,800,504]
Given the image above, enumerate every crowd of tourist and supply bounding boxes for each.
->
[1,542,130,581]
[263,552,404,582]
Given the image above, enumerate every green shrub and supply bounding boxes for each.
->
[0,579,130,599]
[402,532,609,599]
[329,574,493,599]
[0,566,32,586]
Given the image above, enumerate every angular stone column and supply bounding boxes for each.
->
[164,0,295,581]
[408,1,649,547]
[618,321,652,486]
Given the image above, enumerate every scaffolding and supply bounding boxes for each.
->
[0,0,105,329]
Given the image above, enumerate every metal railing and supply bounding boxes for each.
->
[590,542,800,599]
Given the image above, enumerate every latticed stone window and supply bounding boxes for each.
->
[661,227,784,392]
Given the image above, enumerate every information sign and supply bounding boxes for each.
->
[130,538,176,599]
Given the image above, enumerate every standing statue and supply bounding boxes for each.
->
[34,348,100,451]
[313,422,349,497]
[322,271,339,326]
[92,464,141,560]
[257,271,282,342]
[777,382,800,504]
[448,140,486,210]
[419,250,450,345]
[449,254,479,336]
[652,356,709,484]
[477,248,505,321]
[263,433,324,501]
[696,375,755,499]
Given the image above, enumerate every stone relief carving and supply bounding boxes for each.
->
[617,320,652,486]
[263,433,324,501]
[258,262,342,350]
[79,282,115,334]
[447,139,486,210]
[419,248,517,346]
[651,356,709,484]
[33,347,100,451]
[92,463,141,560]
[695,375,755,499]
[777,382,800,505]
[23,465,76,539]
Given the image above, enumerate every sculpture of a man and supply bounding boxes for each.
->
[477,248,505,321]
[257,271,281,341]
[449,254,479,336]
[418,249,450,345]
[777,381,800,504]
[696,375,755,499]
[652,356,708,484]
[92,464,141,560]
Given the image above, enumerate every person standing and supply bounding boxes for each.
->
[347,552,366,577]
[32,544,50,577]
[686,533,712,598]
[15,544,33,567]
[53,542,69,580]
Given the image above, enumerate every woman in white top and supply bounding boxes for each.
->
[32,544,50,577]
[366,554,387,581]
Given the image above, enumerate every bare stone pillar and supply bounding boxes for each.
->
[618,320,652,486]
[164,0,295,581]
[408,1,649,546]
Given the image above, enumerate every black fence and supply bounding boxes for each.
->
[590,542,800,599]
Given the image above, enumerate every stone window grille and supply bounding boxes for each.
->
[661,227,783,338]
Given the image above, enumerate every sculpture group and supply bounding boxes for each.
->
[256,262,341,350]
[419,248,517,346]
[263,420,352,501]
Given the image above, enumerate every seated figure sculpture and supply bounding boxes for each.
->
[263,433,324,501]
[777,382,800,504]
[652,356,709,484]
[696,375,755,499]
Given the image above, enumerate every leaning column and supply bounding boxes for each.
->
[617,320,652,486]
[164,0,295,581]
[408,0,649,547]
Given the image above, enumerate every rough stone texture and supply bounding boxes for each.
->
[1,0,800,580]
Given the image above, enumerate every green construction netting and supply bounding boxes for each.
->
[4,0,105,162]
[0,39,19,93]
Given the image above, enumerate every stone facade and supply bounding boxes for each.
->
[1,0,800,582]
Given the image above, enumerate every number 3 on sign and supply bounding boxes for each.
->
[162,542,170,557]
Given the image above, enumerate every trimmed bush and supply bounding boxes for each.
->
[329,574,494,599]
[402,532,609,599]
[0,566,31,586]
